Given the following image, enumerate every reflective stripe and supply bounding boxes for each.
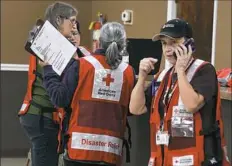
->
[178,59,205,106]
[186,59,204,82]
[157,68,169,82]
[79,46,92,56]
[19,103,28,112]
[84,56,128,101]
[83,56,128,72]
[83,56,104,70]
[172,155,194,166]
[71,132,123,156]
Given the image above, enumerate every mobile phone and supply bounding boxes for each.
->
[173,38,196,59]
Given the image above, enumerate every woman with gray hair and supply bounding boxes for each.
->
[19,2,78,166]
[40,22,135,166]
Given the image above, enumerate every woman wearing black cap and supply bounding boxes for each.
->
[129,18,230,166]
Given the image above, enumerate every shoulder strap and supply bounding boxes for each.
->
[178,59,207,106]
[157,68,171,82]
[83,56,104,70]
[78,46,92,57]
[186,59,206,82]
[83,56,128,73]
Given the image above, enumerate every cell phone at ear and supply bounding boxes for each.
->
[184,38,196,52]
[173,38,196,59]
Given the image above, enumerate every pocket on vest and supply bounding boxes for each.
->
[78,100,126,133]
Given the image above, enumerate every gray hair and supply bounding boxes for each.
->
[44,2,77,30]
[99,22,127,69]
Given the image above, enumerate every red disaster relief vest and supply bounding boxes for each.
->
[18,46,92,122]
[65,55,134,165]
[148,59,230,166]
[18,55,57,116]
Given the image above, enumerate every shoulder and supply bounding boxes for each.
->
[62,58,79,76]
[193,61,217,78]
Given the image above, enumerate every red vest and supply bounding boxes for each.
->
[18,55,38,115]
[149,59,230,166]
[66,55,134,165]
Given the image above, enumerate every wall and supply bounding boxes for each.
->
[1,0,92,64]
[215,0,232,70]
[92,1,167,38]
[92,0,167,70]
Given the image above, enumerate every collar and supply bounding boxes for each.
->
[94,49,106,56]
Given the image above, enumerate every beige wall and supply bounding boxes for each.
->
[215,0,232,70]
[1,1,92,64]
[2,1,230,69]
[92,1,167,69]
[92,1,167,38]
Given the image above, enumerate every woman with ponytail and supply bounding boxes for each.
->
[41,22,136,166]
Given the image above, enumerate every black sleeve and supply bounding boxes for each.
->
[127,67,137,116]
[43,60,79,108]
[190,63,218,102]
[145,83,152,112]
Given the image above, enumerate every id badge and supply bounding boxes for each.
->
[156,131,169,146]
[172,106,194,137]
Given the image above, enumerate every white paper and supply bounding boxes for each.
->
[30,20,77,75]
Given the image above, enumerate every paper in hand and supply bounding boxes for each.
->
[30,20,77,75]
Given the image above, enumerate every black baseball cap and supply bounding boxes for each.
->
[152,18,193,41]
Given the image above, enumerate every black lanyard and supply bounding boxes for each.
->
[162,68,178,108]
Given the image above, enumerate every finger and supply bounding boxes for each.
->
[176,46,184,57]
[175,49,181,59]
[38,60,43,65]
[180,44,188,56]
[188,45,193,56]
[141,65,149,73]
[143,63,152,73]
[147,58,158,64]
[147,60,155,70]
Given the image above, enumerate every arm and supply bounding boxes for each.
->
[178,64,217,113]
[43,60,79,108]
[177,70,204,113]
[129,77,148,115]
[129,58,157,115]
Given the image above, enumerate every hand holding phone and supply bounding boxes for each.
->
[173,38,195,59]
[175,38,195,73]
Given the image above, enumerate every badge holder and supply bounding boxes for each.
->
[171,106,194,137]
[156,124,170,146]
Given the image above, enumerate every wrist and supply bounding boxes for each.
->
[177,70,186,77]
[137,76,146,86]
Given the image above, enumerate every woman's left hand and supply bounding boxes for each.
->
[38,55,50,67]
[175,44,193,73]
[39,60,50,67]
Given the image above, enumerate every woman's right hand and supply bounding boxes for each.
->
[138,58,158,80]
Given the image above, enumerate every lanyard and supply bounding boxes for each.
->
[160,68,177,131]
[159,58,195,131]
[162,68,178,107]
